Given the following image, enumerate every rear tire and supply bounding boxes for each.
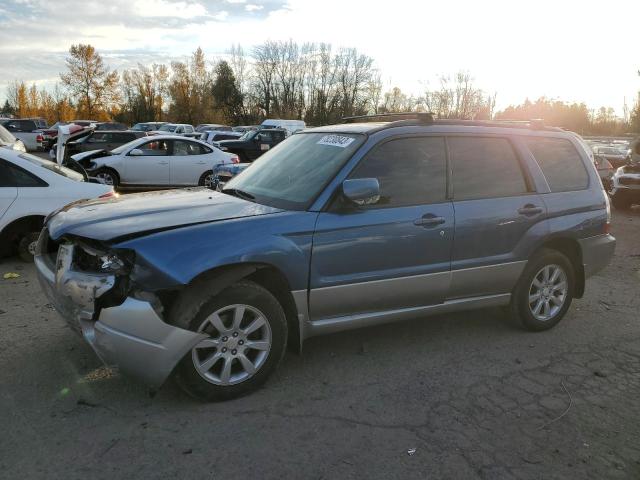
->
[94,168,120,189]
[171,280,287,401]
[18,232,40,262]
[611,193,632,210]
[509,249,575,331]
[199,170,214,188]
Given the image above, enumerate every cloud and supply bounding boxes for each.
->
[245,4,263,11]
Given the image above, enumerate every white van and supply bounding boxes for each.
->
[260,119,305,136]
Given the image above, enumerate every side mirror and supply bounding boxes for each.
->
[255,134,262,142]
[342,178,380,206]
[129,148,143,156]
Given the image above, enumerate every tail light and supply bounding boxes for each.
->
[99,191,118,199]
[36,134,43,142]
[231,155,240,164]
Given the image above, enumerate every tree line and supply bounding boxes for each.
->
[2,42,639,135]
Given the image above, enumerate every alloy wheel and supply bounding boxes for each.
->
[191,304,272,386]
[528,264,568,321]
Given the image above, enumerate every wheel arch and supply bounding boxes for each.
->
[0,215,45,256]
[163,262,303,354]
[535,237,585,298]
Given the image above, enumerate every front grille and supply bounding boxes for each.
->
[619,177,640,186]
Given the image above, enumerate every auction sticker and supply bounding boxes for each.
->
[317,135,355,148]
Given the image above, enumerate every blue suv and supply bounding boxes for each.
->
[35,115,615,401]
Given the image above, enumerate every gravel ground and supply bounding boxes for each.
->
[1,209,639,480]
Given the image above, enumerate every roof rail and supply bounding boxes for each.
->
[342,112,434,123]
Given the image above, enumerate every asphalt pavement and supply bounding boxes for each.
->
[1,209,639,479]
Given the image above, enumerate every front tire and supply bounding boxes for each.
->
[171,280,287,401]
[94,168,120,189]
[509,249,575,331]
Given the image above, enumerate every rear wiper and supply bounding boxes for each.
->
[222,188,255,201]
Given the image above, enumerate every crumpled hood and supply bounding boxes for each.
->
[71,149,111,163]
[47,188,283,242]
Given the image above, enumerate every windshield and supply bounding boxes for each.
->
[224,132,365,210]
[131,123,151,131]
[159,124,177,132]
[239,130,258,141]
[0,124,16,144]
[19,153,84,181]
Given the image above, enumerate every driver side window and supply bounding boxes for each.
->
[348,136,447,208]
[136,140,169,156]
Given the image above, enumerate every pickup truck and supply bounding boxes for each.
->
[1,119,46,151]
[216,128,287,162]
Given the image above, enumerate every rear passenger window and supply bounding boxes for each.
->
[0,160,44,187]
[449,137,528,200]
[349,136,447,207]
[525,138,589,192]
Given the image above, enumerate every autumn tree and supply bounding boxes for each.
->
[60,44,119,119]
[168,47,214,123]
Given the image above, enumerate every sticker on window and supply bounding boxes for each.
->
[317,135,355,148]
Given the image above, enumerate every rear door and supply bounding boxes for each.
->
[169,140,212,185]
[447,136,546,300]
[122,139,171,185]
[0,159,19,221]
[310,136,454,320]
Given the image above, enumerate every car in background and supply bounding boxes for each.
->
[0,118,46,151]
[217,128,287,162]
[0,124,27,153]
[232,125,259,134]
[0,148,114,261]
[609,162,640,210]
[150,123,197,137]
[71,120,99,128]
[132,122,168,132]
[592,145,630,168]
[201,130,243,145]
[71,135,239,189]
[594,154,614,191]
[95,122,128,131]
[196,124,232,133]
[260,119,305,136]
[211,161,250,189]
[48,130,147,160]
[34,116,615,401]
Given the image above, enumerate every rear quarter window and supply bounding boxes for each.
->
[525,138,589,192]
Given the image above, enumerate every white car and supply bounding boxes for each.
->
[72,135,239,189]
[148,123,197,137]
[0,149,114,261]
[0,124,26,153]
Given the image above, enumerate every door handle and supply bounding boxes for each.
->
[517,204,543,216]
[158,161,169,165]
[414,215,445,228]
[195,161,207,165]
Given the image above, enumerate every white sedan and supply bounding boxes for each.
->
[72,135,239,189]
[0,149,114,261]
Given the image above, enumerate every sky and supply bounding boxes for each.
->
[0,0,638,115]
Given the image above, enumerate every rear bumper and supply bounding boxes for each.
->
[578,234,616,278]
[35,242,206,389]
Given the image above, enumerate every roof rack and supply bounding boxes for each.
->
[342,112,434,123]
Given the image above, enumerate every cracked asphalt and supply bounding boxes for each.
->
[1,209,639,479]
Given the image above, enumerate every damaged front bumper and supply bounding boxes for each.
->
[35,238,206,389]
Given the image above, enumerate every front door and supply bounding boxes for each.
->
[309,136,453,320]
[123,139,171,185]
[446,136,547,299]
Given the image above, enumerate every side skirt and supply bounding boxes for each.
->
[304,293,511,338]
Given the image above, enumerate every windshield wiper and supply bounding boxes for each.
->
[222,188,255,201]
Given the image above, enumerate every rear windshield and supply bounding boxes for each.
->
[19,153,84,181]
